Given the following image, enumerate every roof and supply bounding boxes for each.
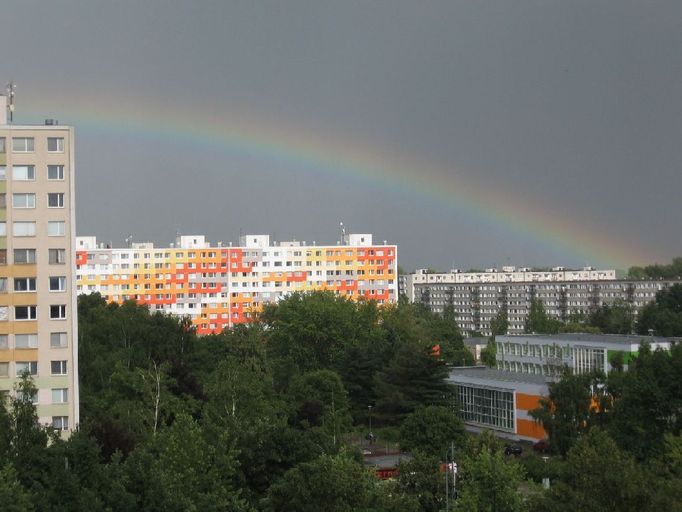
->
[448,367,554,386]
[498,333,673,346]
[465,337,488,346]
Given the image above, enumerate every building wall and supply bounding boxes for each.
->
[451,374,548,442]
[76,236,398,335]
[495,334,671,377]
[0,122,78,434]
[411,278,676,336]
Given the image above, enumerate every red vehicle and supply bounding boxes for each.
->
[533,439,551,454]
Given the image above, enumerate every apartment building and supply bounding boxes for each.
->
[0,96,78,433]
[403,267,677,335]
[76,233,398,335]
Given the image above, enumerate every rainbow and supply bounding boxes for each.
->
[23,92,654,268]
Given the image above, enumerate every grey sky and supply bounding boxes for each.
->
[3,0,681,270]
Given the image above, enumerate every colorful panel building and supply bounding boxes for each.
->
[76,233,397,335]
[0,97,78,434]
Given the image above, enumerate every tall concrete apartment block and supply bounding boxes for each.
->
[403,267,679,336]
[76,233,397,335]
[0,96,78,433]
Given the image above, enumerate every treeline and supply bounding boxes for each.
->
[0,292,482,511]
[3,290,681,510]
[526,342,682,511]
[628,256,682,280]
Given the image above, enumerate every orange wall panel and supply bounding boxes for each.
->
[516,392,542,411]
[517,418,546,440]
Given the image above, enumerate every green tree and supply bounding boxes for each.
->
[636,284,682,336]
[525,299,561,334]
[289,369,352,445]
[394,453,444,512]
[588,299,634,334]
[457,437,527,512]
[0,463,34,511]
[609,342,682,460]
[628,257,682,280]
[124,414,248,512]
[480,338,497,367]
[530,370,609,456]
[533,429,650,512]
[399,406,465,459]
[267,451,385,512]
[374,343,454,425]
[490,309,508,337]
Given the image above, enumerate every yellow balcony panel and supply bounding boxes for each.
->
[0,265,37,278]
[13,348,38,361]
[0,350,12,362]
[37,404,70,417]
[13,322,39,335]
[34,376,69,388]
[9,294,38,307]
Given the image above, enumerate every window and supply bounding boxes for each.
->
[48,221,65,236]
[47,137,64,152]
[15,334,38,349]
[0,166,5,180]
[49,276,67,292]
[0,194,5,209]
[48,193,65,208]
[15,305,37,320]
[0,222,5,236]
[17,390,38,404]
[12,137,34,152]
[15,249,36,264]
[51,360,67,375]
[48,165,64,180]
[52,416,69,431]
[0,307,8,321]
[50,332,67,348]
[16,361,38,376]
[12,165,35,180]
[52,388,68,404]
[50,305,67,319]
[0,138,4,153]
[0,362,7,377]
[0,335,7,349]
[13,222,36,237]
[14,277,36,292]
[12,193,36,208]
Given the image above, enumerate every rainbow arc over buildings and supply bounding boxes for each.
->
[26,93,654,268]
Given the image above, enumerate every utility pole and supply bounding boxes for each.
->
[445,442,457,511]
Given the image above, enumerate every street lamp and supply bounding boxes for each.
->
[368,405,373,444]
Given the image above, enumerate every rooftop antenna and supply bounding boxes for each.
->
[6,81,16,123]
[124,235,133,248]
[339,222,347,245]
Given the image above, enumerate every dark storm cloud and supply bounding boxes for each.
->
[2,0,680,270]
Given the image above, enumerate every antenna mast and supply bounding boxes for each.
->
[339,222,347,245]
[5,81,16,123]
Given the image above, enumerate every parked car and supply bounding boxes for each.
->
[504,443,523,456]
[533,439,551,454]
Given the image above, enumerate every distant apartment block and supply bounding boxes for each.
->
[0,97,78,433]
[76,233,398,335]
[402,267,678,335]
